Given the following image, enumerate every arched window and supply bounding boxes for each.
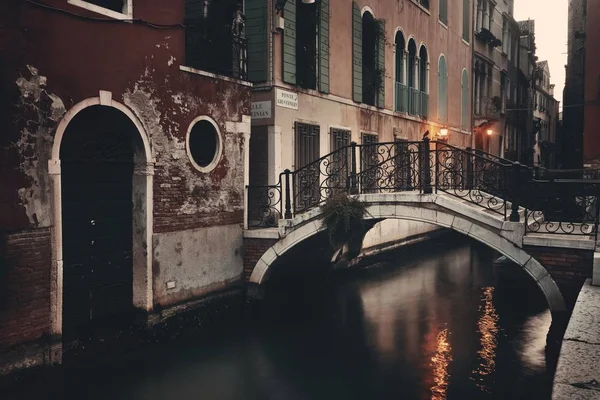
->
[419,45,429,118]
[461,69,469,130]
[438,55,448,123]
[395,31,406,112]
[407,38,418,115]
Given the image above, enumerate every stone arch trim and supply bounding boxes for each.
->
[51,91,154,162]
[360,5,375,17]
[48,91,155,338]
[249,203,567,313]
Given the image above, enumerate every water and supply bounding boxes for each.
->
[4,234,555,399]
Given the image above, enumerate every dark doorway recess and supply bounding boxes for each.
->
[60,105,135,338]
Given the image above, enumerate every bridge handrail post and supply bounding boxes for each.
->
[509,162,521,222]
[350,141,358,195]
[422,137,432,194]
[284,169,293,219]
[466,147,474,190]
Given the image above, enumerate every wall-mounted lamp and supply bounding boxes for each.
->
[487,129,493,136]
[439,128,449,138]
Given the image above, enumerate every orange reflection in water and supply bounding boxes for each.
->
[471,286,500,392]
[430,328,453,400]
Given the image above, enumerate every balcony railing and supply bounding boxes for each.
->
[409,88,421,116]
[420,93,429,119]
[395,82,408,113]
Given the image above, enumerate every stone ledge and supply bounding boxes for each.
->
[243,228,280,239]
[523,234,596,250]
[553,279,600,399]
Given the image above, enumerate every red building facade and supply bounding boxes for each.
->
[0,0,251,373]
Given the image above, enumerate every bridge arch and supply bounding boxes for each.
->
[249,196,567,313]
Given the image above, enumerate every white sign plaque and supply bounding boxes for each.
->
[275,89,299,110]
[251,101,272,119]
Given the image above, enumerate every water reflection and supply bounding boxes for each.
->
[4,235,556,400]
[431,329,453,400]
[471,286,500,393]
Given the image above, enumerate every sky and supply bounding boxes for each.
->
[514,0,569,107]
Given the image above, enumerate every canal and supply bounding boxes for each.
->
[4,233,556,399]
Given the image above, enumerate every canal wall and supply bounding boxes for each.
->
[552,279,600,399]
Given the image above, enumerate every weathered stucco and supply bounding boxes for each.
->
[152,224,244,307]
[13,65,66,228]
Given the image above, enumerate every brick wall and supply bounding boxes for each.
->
[243,238,278,282]
[525,245,594,308]
[0,228,51,350]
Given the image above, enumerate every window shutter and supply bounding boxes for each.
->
[352,2,362,103]
[376,20,385,108]
[283,0,297,84]
[438,56,448,123]
[318,0,330,93]
[461,70,469,129]
[246,0,268,82]
[462,0,470,42]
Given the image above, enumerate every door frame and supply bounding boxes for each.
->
[49,91,155,338]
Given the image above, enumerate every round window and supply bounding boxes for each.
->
[186,117,222,172]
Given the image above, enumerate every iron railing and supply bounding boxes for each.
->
[395,83,408,113]
[246,138,600,238]
[409,88,420,116]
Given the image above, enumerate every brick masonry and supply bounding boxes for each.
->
[242,238,278,282]
[0,228,51,351]
[525,245,594,309]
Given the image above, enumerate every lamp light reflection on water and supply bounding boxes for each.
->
[430,328,452,400]
[471,286,500,393]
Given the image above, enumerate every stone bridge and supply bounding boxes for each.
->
[244,140,600,314]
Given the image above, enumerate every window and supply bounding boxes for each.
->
[414,0,430,9]
[439,0,448,25]
[360,133,379,193]
[361,12,384,107]
[67,0,132,19]
[462,0,470,41]
[329,128,351,193]
[502,19,508,53]
[438,55,448,123]
[461,69,469,129]
[185,0,247,80]
[296,1,318,89]
[186,117,223,173]
[295,122,321,211]
[395,31,407,112]
[407,39,418,115]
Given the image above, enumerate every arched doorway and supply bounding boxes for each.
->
[60,105,138,336]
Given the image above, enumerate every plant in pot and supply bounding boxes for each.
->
[319,192,369,264]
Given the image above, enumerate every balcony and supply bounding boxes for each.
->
[474,97,502,122]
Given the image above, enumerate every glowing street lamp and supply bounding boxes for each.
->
[439,128,449,138]
[487,129,493,136]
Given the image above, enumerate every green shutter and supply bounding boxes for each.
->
[376,20,385,108]
[461,70,469,129]
[462,0,470,42]
[318,0,330,93]
[283,0,297,84]
[352,1,362,103]
[246,0,268,82]
[438,56,448,123]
